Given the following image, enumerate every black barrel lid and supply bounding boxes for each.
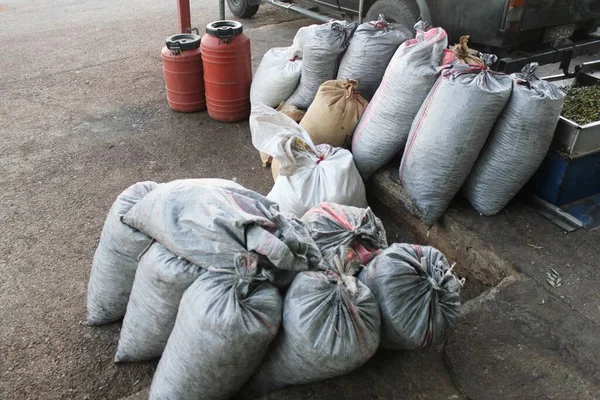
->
[165,33,201,51]
[206,20,243,40]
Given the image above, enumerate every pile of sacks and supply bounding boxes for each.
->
[352,28,565,227]
[251,19,565,229]
[250,17,412,218]
[87,180,462,400]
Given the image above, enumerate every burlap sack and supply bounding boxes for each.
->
[450,36,483,65]
[300,79,368,148]
[277,102,305,123]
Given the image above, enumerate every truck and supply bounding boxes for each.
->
[225,0,600,73]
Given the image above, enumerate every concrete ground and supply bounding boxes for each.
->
[1,1,599,399]
[369,166,600,399]
[0,1,300,399]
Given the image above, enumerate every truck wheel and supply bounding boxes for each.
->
[365,0,419,31]
[227,0,259,18]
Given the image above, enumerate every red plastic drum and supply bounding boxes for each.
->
[201,21,252,122]
[161,33,206,112]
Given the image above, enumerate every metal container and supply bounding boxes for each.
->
[161,33,206,113]
[201,21,252,123]
[544,62,600,158]
[528,62,600,229]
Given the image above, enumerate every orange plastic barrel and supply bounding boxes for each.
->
[161,33,206,112]
[201,21,252,122]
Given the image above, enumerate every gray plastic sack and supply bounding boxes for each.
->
[122,179,322,278]
[286,20,356,110]
[358,243,462,350]
[290,24,317,58]
[149,252,282,400]
[463,63,566,215]
[301,202,388,265]
[250,47,302,108]
[87,181,158,325]
[243,248,381,397]
[351,22,449,180]
[400,63,513,227]
[337,16,412,101]
[115,242,204,362]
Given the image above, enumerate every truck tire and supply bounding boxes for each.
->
[227,0,259,18]
[365,0,419,31]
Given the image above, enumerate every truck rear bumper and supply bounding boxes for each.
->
[494,37,600,74]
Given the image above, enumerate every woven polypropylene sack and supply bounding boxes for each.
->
[463,63,565,215]
[337,17,412,101]
[301,202,388,264]
[400,64,512,227]
[149,253,282,400]
[358,243,461,350]
[115,242,205,362]
[122,178,322,277]
[290,24,317,58]
[286,20,356,110]
[87,181,158,325]
[250,104,367,218]
[269,144,367,217]
[250,47,302,108]
[351,23,448,180]
[300,79,368,148]
[242,248,380,398]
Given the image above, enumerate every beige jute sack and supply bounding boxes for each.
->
[300,79,368,148]
[450,36,484,65]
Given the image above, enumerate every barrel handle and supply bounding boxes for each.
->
[215,26,235,40]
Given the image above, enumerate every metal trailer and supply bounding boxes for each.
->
[211,0,600,74]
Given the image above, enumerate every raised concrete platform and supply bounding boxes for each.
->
[367,165,600,399]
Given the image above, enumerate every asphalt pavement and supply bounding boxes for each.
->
[0,1,300,398]
[1,1,598,399]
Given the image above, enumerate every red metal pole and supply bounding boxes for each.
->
[177,0,192,33]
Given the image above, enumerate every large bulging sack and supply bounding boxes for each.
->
[87,181,158,325]
[400,63,513,227]
[149,252,282,400]
[115,243,205,362]
[243,248,381,397]
[351,22,449,180]
[286,20,356,110]
[300,79,368,148]
[301,202,388,264]
[463,63,565,215]
[358,243,462,350]
[337,17,412,101]
[250,104,367,218]
[290,24,317,57]
[122,178,322,277]
[250,47,302,108]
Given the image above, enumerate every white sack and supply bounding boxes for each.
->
[250,47,302,108]
[250,104,367,218]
